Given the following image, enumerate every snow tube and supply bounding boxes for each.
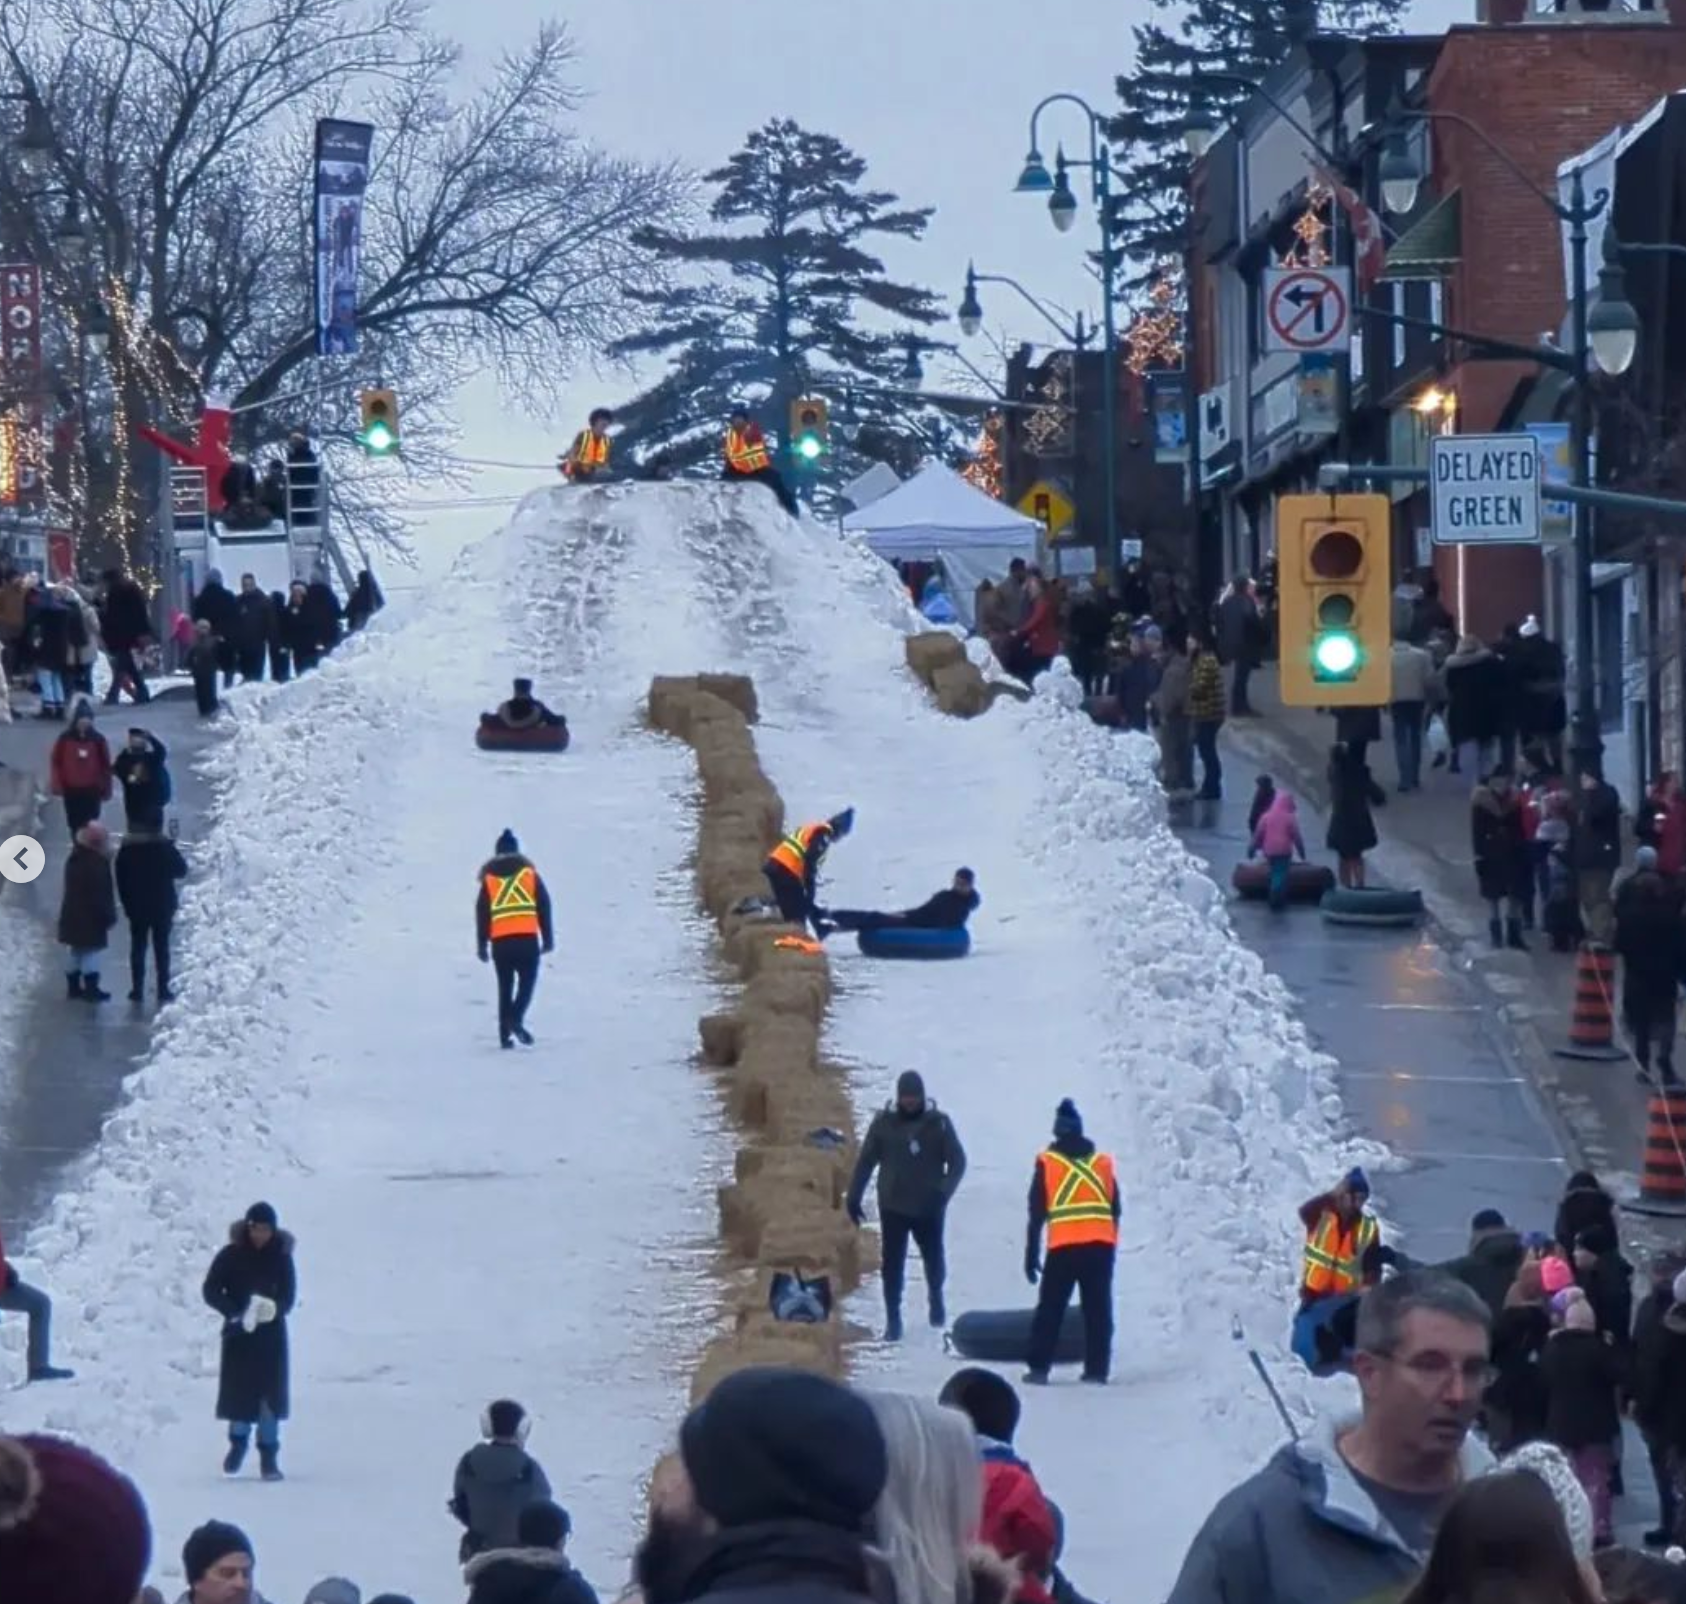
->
[475,720,570,753]
[1319,886,1424,927]
[856,925,971,961]
[1290,1292,1361,1376]
[948,1307,1086,1366]
[1230,861,1336,903]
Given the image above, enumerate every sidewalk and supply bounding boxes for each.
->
[1222,666,1669,1245]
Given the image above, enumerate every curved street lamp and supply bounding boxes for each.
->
[1180,107,1218,161]
[54,195,87,262]
[15,100,53,181]
[1048,155,1079,234]
[1588,229,1640,378]
[958,266,984,337]
[81,296,111,358]
[1015,150,1054,194]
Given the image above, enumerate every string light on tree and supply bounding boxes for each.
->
[960,411,1002,498]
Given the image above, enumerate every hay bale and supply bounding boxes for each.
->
[931,661,992,718]
[691,1327,839,1401]
[647,677,701,736]
[696,673,760,724]
[699,1013,743,1067]
[906,632,966,683]
[734,1013,821,1078]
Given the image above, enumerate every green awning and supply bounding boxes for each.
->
[1381,191,1461,281]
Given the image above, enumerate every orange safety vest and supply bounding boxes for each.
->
[725,425,770,474]
[483,866,542,940]
[767,822,828,879]
[1302,1208,1378,1298]
[1038,1149,1118,1251]
[565,430,609,476]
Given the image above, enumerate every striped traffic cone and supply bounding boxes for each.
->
[1554,941,1626,1061]
[1625,1087,1686,1219]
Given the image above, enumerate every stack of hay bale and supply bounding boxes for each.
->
[646,673,870,1405]
[904,632,1026,719]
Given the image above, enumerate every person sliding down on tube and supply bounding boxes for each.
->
[762,807,853,936]
[483,679,565,731]
[825,868,980,937]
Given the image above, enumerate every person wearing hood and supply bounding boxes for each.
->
[97,567,153,705]
[1248,790,1306,911]
[1616,845,1686,1085]
[1472,768,1532,951]
[1576,766,1624,944]
[825,867,981,936]
[465,1497,598,1604]
[1510,615,1569,771]
[762,807,853,937]
[0,1431,148,1604]
[1444,633,1513,782]
[452,1398,555,1562]
[202,1202,297,1481]
[27,581,86,716]
[845,1071,968,1340]
[346,568,385,632]
[178,1520,271,1604]
[1541,1293,1626,1544]
[1168,1272,1495,1604]
[192,570,239,687]
[49,697,112,834]
[1024,1099,1119,1385]
[113,726,172,828]
[1632,1251,1686,1545]
[633,1366,888,1604]
[476,828,556,1050]
[1572,1221,1634,1353]
[116,816,189,1003]
[1438,1209,1525,1324]
[58,820,117,1002]
[1556,1171,1620,1261]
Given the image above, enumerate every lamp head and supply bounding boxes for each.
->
[1181,106,1218,160]
[1049,159,1079,234]
[1589,233,1640,376]
[1015,149,1053,194]
[1379,129,1422,215]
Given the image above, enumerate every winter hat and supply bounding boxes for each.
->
[75,822,108,851]
[896,1071,925,1101]
[517,1498,571,1548]
[495,828,519,854]
[1563,1296,1596,1331]
[1471,1208,1507,1232]
[368,1597,418,1604]
[938,1367,1021,1445]
[828,807,855,839]
[303,1581,361,1604]
[182,1519,253,1585]
[1052,1099,1083,1140]
[0,1433,152,1604]
[244,1200,278,1230]
[1638,845,1661,872]
[1541,1255,1575,1295]
[1519,615,1542,639]
[512,678,534,695]
[1344,1167,1370,1199]
[1500,1441,1592,1558]
[679,1365,888,1532]
[485,1398,527,1441]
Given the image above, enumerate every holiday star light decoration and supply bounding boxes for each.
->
[961,411,1003,498]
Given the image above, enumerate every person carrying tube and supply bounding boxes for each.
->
[476,829,555,1050]
[559,409,613,482]
[762,807,853,937]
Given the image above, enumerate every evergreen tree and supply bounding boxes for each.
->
[609,118,947,482]
[1109,0,1408,276]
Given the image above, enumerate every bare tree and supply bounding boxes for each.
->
[0,0,687,564]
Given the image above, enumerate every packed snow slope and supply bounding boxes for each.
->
[2,482,1374,1601]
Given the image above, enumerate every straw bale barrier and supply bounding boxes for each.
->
[905,631,1029,719]
[646,672,866,1408]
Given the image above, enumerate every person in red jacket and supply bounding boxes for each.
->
[1010,574,1063,682]
[1638,771,1686,880]
[0,1225,73,1382]
[49,699,113,836]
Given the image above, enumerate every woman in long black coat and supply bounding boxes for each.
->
[203,1201,297,1481]
[1326,742,1386,889]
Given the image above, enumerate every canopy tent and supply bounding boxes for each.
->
[841,462,1039,626]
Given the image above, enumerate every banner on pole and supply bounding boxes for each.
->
[312,120,375,357]
[0,264,43,505]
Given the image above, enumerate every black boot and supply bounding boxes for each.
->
[65,973,82,999]
[883,1308,903,1343]
[258,1445,283,1482]
[1506,918,1529,952]
[1488,918,1504,948]
[223,1437,248,1475]
[80,973,110,1002]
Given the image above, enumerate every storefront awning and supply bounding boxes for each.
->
[1382,191,1461,281]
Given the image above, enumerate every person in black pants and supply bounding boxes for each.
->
[845,1070,968,1341]
[1024,1099,1120,1385]
[827,868,979,936]
[116,820,188,1003]
[475,828,555,1049]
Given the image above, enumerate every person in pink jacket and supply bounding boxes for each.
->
[1249,791,1307,911]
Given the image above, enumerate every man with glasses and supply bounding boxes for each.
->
[1168,1272,1495,1604]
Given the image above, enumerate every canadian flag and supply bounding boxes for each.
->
[1315,165,1388,295]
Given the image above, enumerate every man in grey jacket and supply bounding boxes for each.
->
[451,1398,554,1562]
[1167,1272,1494,1604]
[846,1070,968,1342]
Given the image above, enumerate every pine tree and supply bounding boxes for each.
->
[1108,0,1408,275]
[609,119,945,480]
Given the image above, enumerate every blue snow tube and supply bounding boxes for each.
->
[856,926,971,961]
[1291,1291,1362,1376]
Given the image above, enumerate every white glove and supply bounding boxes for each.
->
[241,1295,277,1332]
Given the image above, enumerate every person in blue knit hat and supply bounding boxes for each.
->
[1294,1167,1396,1373]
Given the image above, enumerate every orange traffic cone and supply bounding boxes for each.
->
[1554,941,1625,1061]
[1625,1088,1686,1218]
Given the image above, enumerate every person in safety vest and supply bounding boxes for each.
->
[1299,1168,1386,1308]
[722,406,800,516]
[475,828,555,1049]
[1024,1098,1120,1385]
[559,408,614,482]
[762,807,854,936]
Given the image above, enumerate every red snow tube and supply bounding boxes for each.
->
[1230,861,1335,903]
[947,1307,1086,1366]
[475,718,569,753]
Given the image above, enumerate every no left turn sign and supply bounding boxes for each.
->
[1264,267,1351,354]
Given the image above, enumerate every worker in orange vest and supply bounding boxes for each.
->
[1024,1098,1120,1385]
[762,807,854,935]
[559,409,614,482]
[723,406,799,516]
[475,828,555,1049]
[1292,1169,1388,1372]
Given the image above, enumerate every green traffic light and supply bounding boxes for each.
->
[796,433,822,461]
[362,421,395,454]
[1312,633,1361,678]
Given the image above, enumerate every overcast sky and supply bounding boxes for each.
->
[403,0,1469,574]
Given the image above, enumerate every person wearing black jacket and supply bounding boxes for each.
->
[267,589,291,681]
[845,1071,968,1340]
[304,578,343,657]
[1541,1298,1627,1545]
[1438,1208,1525,1322]
[1631,1252,1686,1545]
[1556,1171,1620,1260]
[1615,847,1686,1085]
[97,569,152,705]
[192,570,240,687]
[1573,1222,1634,1353]
[1577,769,1624,945]
[476,828,555,1049]
[113,728,171,827]
[465,1499,598,1604]
[346,569,384,632]
[826,869,980,936]
[232,575,275,683]
[115,821,187,1002]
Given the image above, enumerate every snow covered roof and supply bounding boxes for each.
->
[840,461,1038,558]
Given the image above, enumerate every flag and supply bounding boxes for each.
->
[1314,164,1387,295]
[312,120,376,357]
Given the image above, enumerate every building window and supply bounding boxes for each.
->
[1391,283,1405,368]
[1428,278,1444,331]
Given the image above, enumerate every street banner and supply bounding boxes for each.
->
[0,264,43,505]
[1149,372,1187,461]
[1296,353,1339,438]
[312,119,375,357]
[1525,422,1573,545]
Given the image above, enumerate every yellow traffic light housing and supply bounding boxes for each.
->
[358,387,399,455]
[790,396,828,462]
[1275,493,1393,708]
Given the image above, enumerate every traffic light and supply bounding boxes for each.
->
[1274,492,1393,708]
[789,396,829,462]
[357,387,399,456]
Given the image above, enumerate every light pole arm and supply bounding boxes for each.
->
[974,270,1088,347]
[1028,92,1107,173]
[1172,71,1343,170]
[1398,107,1602,223]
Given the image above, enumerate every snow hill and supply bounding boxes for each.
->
[1,484,1373,1602]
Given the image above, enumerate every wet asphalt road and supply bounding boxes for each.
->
[0,688,218,1244]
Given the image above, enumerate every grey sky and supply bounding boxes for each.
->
[409,0,1468,568]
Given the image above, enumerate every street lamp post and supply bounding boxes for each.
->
[1380,109,1638,781]
[1013,93,1122,580]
